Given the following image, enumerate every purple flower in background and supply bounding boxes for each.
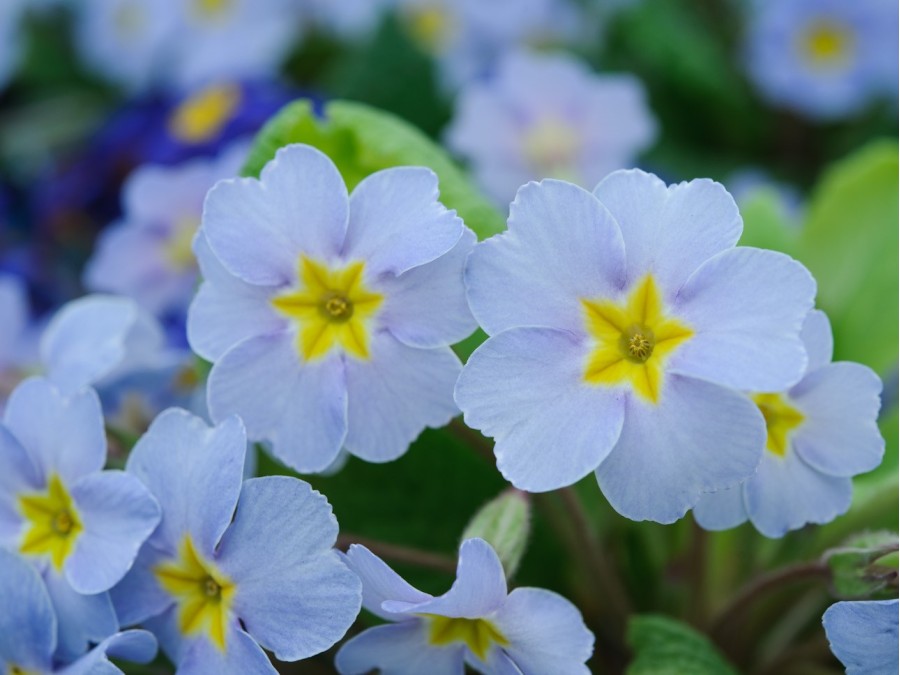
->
[337,538,594,675]
[446,49,657,206]
[84,142,247,322]
[822,599,898,674]
[693,310,884,537]
[745,0,898,119]
[189,144,475,473]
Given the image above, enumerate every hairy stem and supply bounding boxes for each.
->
[336,533,457,575]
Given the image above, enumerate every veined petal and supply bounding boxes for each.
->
[110,544,173,627]
[0,548,55,673]
[800,309,834,374]
[336,621,465,675]
[342,544,433,621]
[692,485,749,531]
[465,180,626,336]
[823,600,899,675]
[60,630,158,675]
[0,424,40,543]
[42,568,118,662]
[596,375,765,523]
[456,328,625,492]
[176,621,278,675]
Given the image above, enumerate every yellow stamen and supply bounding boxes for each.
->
[271,257,384,362]
[18,474,83,570]
[192,0,232,20]
[582,275,693,404]
[424,615,509,660]
[154,536,235,651]
[800,20,853,68]
[168,84,241,144]
[753,393,805,457]
[404,5,455,54]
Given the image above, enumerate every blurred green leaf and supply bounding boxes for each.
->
[627,615,738,675]
[797,141,899,372]
[824,531,898,599]
[243,98,505,240]
[461,488,531,578]
[738,189,801,255]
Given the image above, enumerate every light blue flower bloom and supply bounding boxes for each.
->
[189,144,476,473]
[112,408,362,672]
[456,171,817,523]
[85,143,247,320]
[446,49,657,206]
[822,599,899,674]
[0,548,158,675]
[745,0,898,119]
[0,377,161,660]
[336,537,594,675]
[693,310,884,537]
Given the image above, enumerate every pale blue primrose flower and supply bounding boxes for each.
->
[456,171,817,523]
[188,144,476,473]
[745,0,898,120]
[112,408,362,672]
[693,310,884,537]
[0,548,158,674]
[446,49,657,207]
[822,599,899,675]
[336,537,593,675]
[85,142,248,321]
[0,377,161,660]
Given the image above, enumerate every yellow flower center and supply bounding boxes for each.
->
[271,257,384,362]
[800,20,853,68]
[168,83,241,144]
[405,4,455,54]
[191,0,232,21]
[18,474,83,571]
[753,392,805,457]
[8,665,40,675]
[522,117,580,182]
[165,217,200,271]
[154,536,235,652]
[582,275,693,404]
[424,615,509,660]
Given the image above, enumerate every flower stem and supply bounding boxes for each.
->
[336,533,457,575]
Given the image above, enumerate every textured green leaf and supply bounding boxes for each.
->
[627,615,738,675]
[797,141,899,372]
[242,98,505,240]
[461,488,531,578]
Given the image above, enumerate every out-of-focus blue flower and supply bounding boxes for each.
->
[727,168,806,227]
[822,599,898,674]
[74,0,304,92]
[84,142,247,322]
[456,171,817,523]
[745,0,899,120]
[112,408,361,672]
[0,378,160,659]
[0,275,41,407]
[0,0,26,91]
[0,548,159,674]
[446,49,657,206]
[336,537,594,675]
[693,310,884,537]
[189,144,475,473]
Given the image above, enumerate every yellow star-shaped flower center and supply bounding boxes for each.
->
[522,117,580,182]
[799,20,854,68]
[191,0,232,22]
[18,474,83,570]
[271,256,384,362]
[404,4,456,54]
[581,275,693,404]
[423,615,510,660]
[154,536,236,652]
[753,392,805,457]
[168,83,241,144]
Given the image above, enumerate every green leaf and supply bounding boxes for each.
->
[627,615,738,675]
[461,488,531,578]
[242,98,505,240]
[737,188,801,256]
[824,531,898,599]
[797,141,899,372]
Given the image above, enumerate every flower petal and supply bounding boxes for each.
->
[4,378,106,484]
[596,375,765,523]
[42,568,118,662]
[744,450,852,538]
[0,548,55,672]
[202,144,349,286]
[790,363,884,477]
[344,334,460,463]
[491,587,594,675]
[692,486,749,532]
[344,167,463,276]
[217,477,361,661]
[177,621,278,675]
[126,409,245,557]
[800,309,833,373]
[822,599,899,675]
[383,539,507,619]
[62,630,158,675]
[336,621,465,675]
[456,328,625,492]
[671,247,815,392]
[207,333,348,473]
[109,545,172,627]
[593,170,742,294]
[0,424,40,543]
[378,228,478,349]
[465,180,626,335]
[343,544,433,621]
[187,233,285,362]
[66,471,161,594]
